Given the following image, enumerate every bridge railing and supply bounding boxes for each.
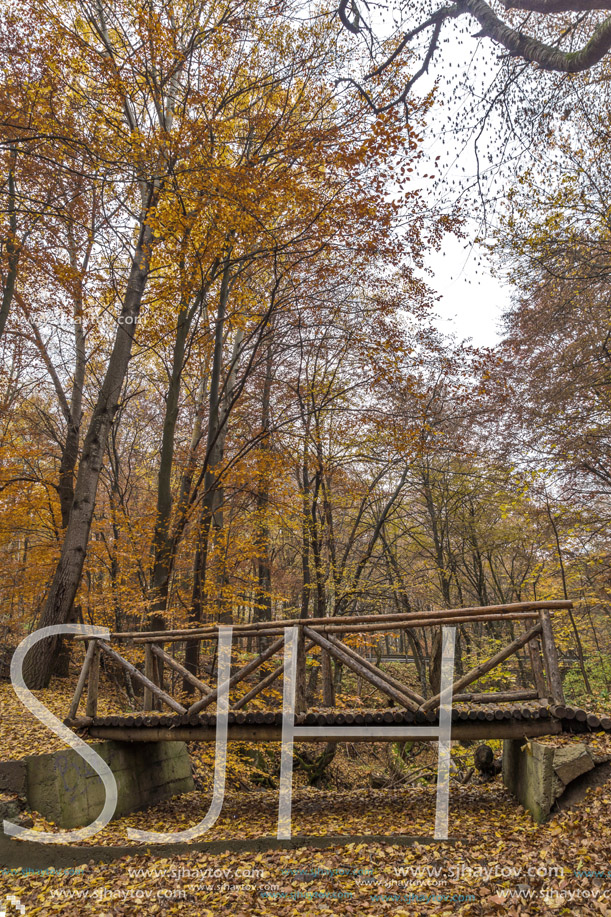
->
[66,600,571,725]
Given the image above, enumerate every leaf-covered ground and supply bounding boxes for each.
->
[3,683,611,914]
[3,781,611,916]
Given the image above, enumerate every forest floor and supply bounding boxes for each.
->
[2,680,611,915]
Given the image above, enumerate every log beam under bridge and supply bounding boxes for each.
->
[83,719,563,743]
[66,704,611,744]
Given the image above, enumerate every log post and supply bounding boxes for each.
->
[153,644,164,710]
[526,624,547,699]
[67,638,97,721]
[144,644,154,711]
[85,641,100,719]
[295,628,307,714]
[539,609,565,705]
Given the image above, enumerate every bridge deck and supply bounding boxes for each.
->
[68,704,611,744]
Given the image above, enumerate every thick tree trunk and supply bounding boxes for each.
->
[22,212,156,689]
[58,420,82,530]
[53,300,86,674]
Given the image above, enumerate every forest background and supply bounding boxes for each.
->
[1,0,611,718]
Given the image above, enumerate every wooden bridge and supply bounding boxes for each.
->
[64,600,611,743]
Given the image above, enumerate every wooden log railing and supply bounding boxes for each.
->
[420,622,544,712]
[99,601,572,641]
[67,601,570,724]
[304,626,422,712]
[150,643,212,697]
[187,635,286,715]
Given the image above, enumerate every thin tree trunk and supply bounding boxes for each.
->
[149,287,200,631]
[546,497,591,693]
[253,332,274,649]
[0,153,19,339]
[183,261,241,688]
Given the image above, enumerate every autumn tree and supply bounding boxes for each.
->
[492,83,611,498]
[3,0,276,687]
[0,0,456,688]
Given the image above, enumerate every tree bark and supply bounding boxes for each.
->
[253,331,274,646]
[0,154,19,339]
[149,290,199,631]
[184,259,240,685]
[464,0,611,73]
[22,204,156,689]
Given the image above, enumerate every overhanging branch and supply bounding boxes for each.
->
[365,3,463,82]
[340,0,611,99]
[464,0,611,72]
[338,0,361,33]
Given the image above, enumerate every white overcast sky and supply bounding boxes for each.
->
[376,14,521,349]
[425,234,511,349]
